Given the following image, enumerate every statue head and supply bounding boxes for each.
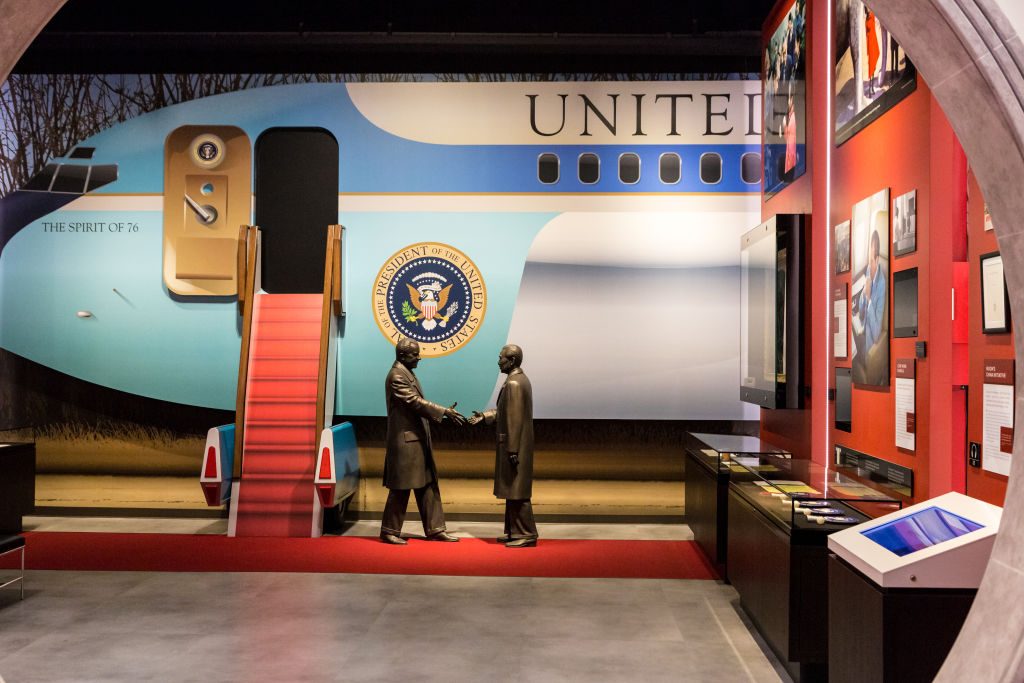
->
[498,344,523,374]
[396,337,420,369]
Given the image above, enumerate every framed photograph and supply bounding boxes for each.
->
[851,188,890,386]
[763,0,807,198]
[893,189,916,257]
[981,251,1011,333]
[834,0,917,145]
[835,220,851,274]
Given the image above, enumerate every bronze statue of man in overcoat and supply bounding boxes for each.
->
[470,344,537,547]
[380,338,465,545]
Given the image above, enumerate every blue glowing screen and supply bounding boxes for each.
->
[861,506,983,557]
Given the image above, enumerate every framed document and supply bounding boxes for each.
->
[834,284,848,358]
[981,251,1010,334]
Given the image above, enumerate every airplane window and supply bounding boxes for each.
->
[659,153,681,184]
[618,153,640,184]
[578,153,600,184]
[700,153,722,185]
[538,153,559,184]
[741,153,762,184]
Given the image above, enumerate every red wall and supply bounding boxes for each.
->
[965,169,1012,505]
[760,0,980,506]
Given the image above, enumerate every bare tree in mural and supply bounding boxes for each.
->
[0,71,754,196]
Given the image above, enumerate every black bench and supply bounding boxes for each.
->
[0,535,25,600]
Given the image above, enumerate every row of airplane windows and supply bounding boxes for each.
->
[537,151,764,186]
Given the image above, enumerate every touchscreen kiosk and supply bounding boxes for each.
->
[828,492,1001,588]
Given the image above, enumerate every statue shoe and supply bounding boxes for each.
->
[505,538,537,548]
[379,533,408,545]
[428,531,460,542]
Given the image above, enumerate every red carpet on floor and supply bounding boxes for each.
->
[17,533,718,580]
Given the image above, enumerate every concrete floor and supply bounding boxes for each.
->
[0,521,790,683]
[0,573,788,683]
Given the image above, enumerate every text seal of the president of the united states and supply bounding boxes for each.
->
[373,242,487,357]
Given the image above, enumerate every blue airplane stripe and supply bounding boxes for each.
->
[338,143,763,193]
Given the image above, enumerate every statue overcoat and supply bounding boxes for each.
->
[483,367,534,499]
[383,361,446,490]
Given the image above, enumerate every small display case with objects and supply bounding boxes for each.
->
[683,433,789,576]
[726,454,905,682]
[826,493,1002,683]
[729,455,904,541]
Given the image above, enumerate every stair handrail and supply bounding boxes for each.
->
[316,224,344,434]
[233,224,260,480]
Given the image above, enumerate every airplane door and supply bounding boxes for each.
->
[254,128,339,293]
[163,125,252,296]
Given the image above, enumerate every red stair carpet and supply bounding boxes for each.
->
[234,293,322,537]
[18,533,718,580]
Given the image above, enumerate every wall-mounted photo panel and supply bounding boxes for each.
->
[763,0,807,197]
[834,0,917,145]
[893,189,916,257]
[835,220,851,274]
[981,251,1011,334]
[851,188,890,386]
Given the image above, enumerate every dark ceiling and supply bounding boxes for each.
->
[15,0,777,74]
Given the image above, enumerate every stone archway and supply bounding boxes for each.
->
[0,0,1023,678]
[864,1,1024,679]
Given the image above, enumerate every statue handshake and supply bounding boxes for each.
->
[444,402,468,427]
[379,338,536,548]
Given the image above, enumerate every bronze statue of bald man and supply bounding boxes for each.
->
[469,344,538,547]
[380,338,466,545]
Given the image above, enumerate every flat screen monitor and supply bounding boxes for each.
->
[835,367,852,432]
[861,506,984,557]
[893,268,918,338]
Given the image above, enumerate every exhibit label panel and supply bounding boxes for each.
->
[982,359,1014,475]
[894,358,915,451]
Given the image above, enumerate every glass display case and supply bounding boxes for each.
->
[740,214,804,409]
[725,453,908,681]
[729,454,904,539]
[683,433,790,572]
[687,432,791,474]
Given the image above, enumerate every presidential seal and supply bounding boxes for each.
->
[373,242,487,357]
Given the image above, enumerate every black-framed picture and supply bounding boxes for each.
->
[981,251,1011,334]
[835,220,851,274]
[893,189,916,257]
[834,0,917,145]
[763,0,807,198]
